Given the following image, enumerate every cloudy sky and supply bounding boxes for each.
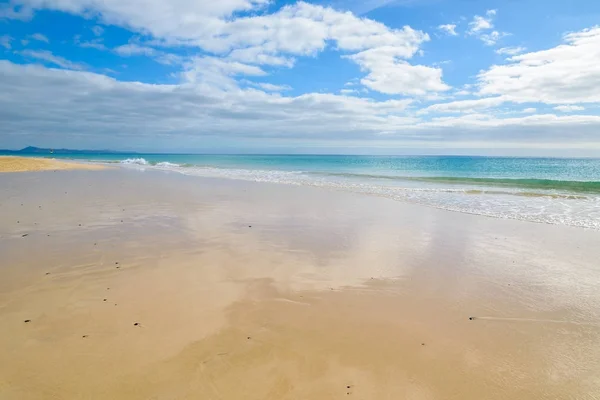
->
[1,0,600,155]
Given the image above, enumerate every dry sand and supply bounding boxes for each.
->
[1,168,600,399]
[0,156,105,172]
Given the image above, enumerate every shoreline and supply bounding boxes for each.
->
[0,156,106,173]
[1,168,600,399]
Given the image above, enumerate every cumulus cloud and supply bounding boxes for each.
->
[468,13,494,33]
[3,1,600,152]
[477,27,600,104]
[3,0,445,96]
[2,60,600,152]
[438,24,457,36]
[422,26,600,114]
[347,46,450,95]
[467,9,507,46]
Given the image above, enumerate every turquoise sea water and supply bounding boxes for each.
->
[5,152,600,229]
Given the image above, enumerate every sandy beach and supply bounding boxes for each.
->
[1,165,600,399]
[0,156,105,173]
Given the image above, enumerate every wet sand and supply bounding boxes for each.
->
[1,168,600,399]
[0,156,105,172]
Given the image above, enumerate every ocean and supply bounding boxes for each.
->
[6,153,600,229]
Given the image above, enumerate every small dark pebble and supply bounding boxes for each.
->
[45,272,50,275]
[107,288,110,290]
[24,319,31,323]
[247,336,251,339]
[78,224,81,226]
[347,386,351,389]
[47,234,50,237]
[17,221,20,223]
[115,262,119,264]
[121,220,123,222]
[22,234,28,237]
[82,335,88,338]
[116,266,120,269]
[421,343,425,346]
[248,225,252,228]
[103,299,107,301]
[134,322,139,326]
[469,317,474,321]
[94,243,97,245]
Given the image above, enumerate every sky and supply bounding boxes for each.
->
[1,0,600,155]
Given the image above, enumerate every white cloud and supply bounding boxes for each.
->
[228,47,295,67]
[29,33,49,43]
[347,46,450,96]
[18,50,86,70]
[113,43,184,65]
[554,105,585,112]
[468,14,493,33]
[180,56,266,90]
[5,0,441,96]
[0,35,12,49]
[419,96,507,114]
[438,24,457,36]
[114,43,158,57]
[495,46,526,56]
[4,60,600,152]
[479,31,508,46]
[478,27,600,104]
[255,82,291,92]
[521,108,536,114]
[422,26,600,115]
[467,10,508,46]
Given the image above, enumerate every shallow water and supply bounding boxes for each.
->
[5,153,600,229]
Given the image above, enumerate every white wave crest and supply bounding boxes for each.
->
[120,158,149,165]
[155,161,180,167]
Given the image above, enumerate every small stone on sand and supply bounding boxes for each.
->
[24,319,31,323]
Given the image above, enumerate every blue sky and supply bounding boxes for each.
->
[1,0,600,155]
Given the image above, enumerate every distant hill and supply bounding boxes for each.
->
[0,146,132,155]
